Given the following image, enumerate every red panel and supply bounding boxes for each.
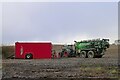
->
[15,42,52,59]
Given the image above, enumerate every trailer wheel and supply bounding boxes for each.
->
[87,51,95,58]
[80,51,86,58]
[25,54,33,59]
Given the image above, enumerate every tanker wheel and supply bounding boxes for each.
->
[87,51,95,58]
[80,51,86,58]
[25,53,33,59]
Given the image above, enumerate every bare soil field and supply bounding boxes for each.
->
[1,45,119,80]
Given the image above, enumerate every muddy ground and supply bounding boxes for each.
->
[1,45,120,80]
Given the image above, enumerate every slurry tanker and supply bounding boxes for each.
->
[60,39,109,58]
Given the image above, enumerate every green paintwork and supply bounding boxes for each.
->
[60,39,109,58]
[74,39,109,55]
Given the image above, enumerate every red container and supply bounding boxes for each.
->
[15,42,52,59]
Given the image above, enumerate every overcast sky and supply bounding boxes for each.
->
[0,3,2,45]
[2,2,118,45]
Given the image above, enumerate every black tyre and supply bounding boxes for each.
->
[25,54,33,59]
[87,51,95,58]
[80,51,86,58]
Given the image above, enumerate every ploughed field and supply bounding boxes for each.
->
[2,45,119,80]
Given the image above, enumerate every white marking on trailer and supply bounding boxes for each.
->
[20,46,23,55]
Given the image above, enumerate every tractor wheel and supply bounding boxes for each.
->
[25,53,33,59]
[80,51,86,58]
[87,51,95,58]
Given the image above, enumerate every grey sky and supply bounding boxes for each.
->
[2,2,118,45]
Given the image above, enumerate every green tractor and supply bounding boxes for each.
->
[74,39,110,58]
[60,39,109,58]
[60,45,76,57]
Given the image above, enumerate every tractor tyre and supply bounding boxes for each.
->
[80,51,86,58]
[87,51,95,58]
